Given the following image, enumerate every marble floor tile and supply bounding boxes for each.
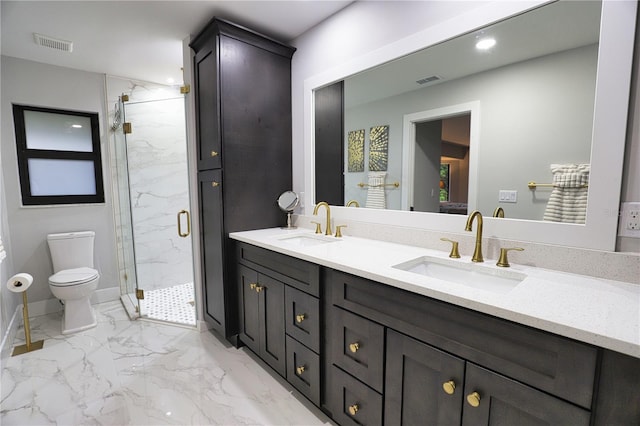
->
[1,301,332,425]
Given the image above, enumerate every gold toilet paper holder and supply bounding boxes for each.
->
[9,278,44,356]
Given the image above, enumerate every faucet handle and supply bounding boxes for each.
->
[496,247,524,267]
[310,221,322,234]
[440,238,461,259]
[335,225,347,238]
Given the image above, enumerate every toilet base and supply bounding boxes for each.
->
[61,297,97,334]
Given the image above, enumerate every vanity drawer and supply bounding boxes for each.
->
[236,242,320,296]
[285,286,320,353]
[286,335,320,405]
[327,365,383,426]
[331,306,384,393]
[328,269,598,409]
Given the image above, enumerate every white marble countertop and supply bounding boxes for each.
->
[230,227,640,358]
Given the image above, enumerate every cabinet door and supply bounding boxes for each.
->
[258,274,286,376]
[385,329,465,426]
[461,364,591,426]
[193,37,221,171]
[198,169,225,333]
[238,264,260,354]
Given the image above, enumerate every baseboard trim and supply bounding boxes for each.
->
[0,305,22,362]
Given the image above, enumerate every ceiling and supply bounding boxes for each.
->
[1,1,353,85]
[344,0,601,108]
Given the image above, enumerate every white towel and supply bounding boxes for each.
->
[0,237,5,262]
[365,172,387,209]
[543,164,589,224]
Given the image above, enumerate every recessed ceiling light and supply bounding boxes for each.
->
[167,77,175,84]
[475,37,496,50]
[71,124,82,128]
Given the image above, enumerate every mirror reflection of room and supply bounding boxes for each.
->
[331,0,600,223]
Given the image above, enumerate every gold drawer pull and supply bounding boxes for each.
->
[255,285,264,293]
[467,391,481,407]
[296,365,305,375]
[249,283,257,290]
[210,150,219,157]
[296,314,306,323]
[348,404,359,416]
[349,342,360,353]
[211,181,220,187]
[442,380,456,395]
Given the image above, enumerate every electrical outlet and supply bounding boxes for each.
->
[618,202,640,238]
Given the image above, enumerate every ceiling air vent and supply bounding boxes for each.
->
[416,75,441,85]
[33,33,73,53]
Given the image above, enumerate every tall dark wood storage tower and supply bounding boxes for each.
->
[190,18,296,343]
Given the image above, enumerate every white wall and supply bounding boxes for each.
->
[343,44,596,219]
[0,56,118,305]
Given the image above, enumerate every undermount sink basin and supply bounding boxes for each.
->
[277,234,338,247]
[393,256,526,294]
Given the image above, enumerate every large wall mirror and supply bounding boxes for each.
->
[304,0,637,251]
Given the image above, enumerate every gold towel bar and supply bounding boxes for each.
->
[527,181,588,190]
[358,181,400,188]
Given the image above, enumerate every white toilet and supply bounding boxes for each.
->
[47,231,100,334]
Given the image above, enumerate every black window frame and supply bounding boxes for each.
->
[12,104,105,206]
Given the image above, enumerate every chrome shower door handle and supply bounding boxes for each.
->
[177,210,191,237]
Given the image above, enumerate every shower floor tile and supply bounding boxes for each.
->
[141,282,196,326]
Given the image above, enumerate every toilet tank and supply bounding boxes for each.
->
[47,231,95,273]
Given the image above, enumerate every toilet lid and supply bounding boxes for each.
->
[49,267,99,286]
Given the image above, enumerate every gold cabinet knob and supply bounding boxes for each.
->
[255,285,264,293]
[210,150,218,157]
[348,404,359,416]
[442,380,456,395]
[296,314,306,323]
[296,365,305,375]
[349,342,360,353]
[467,391,481,407]
[211,181,220,187]
[249,283,257,290]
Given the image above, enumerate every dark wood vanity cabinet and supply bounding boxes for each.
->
[323,268,640,426]
[236,242,322,405]
[233,242,640,425]
[190,18,295,342]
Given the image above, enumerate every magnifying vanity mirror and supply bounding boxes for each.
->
[277,190,300,229]
[305,0,637,251]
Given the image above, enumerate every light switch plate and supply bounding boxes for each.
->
[498,190,517,203]
[618,201,640,238]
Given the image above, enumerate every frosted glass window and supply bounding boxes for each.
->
[13,104,104,205]
[28,159,97,196]
[24,111,93,152]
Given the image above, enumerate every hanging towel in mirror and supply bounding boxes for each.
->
[543,163,589,224]
[365,171,387,209]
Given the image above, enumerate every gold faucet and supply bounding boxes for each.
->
[346,200,359,207]
[313,202,332,236]
[493,207,504,218]
[465,210,484,262]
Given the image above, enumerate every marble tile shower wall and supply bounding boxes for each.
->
[124,89,193,292]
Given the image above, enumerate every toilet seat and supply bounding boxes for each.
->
[49,267,99,287]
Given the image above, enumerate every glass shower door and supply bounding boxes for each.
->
[123,95,195,325]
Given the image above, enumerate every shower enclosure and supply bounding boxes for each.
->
[108,78,195,326]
